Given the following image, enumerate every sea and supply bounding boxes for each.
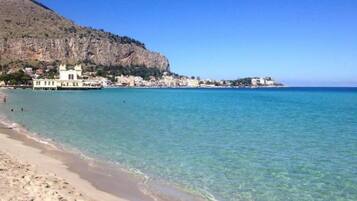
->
[0,87,356,201]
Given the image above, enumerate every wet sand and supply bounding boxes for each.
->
[0,123,160,201]
[0,120,206,201]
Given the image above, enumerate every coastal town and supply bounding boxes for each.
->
[0,64,283,89]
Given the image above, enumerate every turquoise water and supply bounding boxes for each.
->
[0,88,356,201]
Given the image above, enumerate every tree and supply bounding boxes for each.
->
[0,70,32,85]
[96,69,106,77]
[232,78,252,86]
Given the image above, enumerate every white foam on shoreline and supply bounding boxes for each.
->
[0,115,58,150]
[0,112,217,201]
[145,177,219,201]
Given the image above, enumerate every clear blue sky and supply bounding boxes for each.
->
[39,0,357,86]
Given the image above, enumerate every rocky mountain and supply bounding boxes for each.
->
[0,0,169,72]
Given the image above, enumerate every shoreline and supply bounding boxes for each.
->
[0,113,208,201]
[0,121,152,201]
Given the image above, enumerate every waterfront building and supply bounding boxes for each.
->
[265,79,275,86]
[92,76,111,87]
[161,75,178,87]
[33,64,102,90]
[187,78,200,87]
[251,77,276,86]
[115,75,144,86]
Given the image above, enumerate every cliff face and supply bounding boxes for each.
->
[0,0,169,71]
[0,37,169,70]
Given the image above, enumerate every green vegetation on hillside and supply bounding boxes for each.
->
[0,60,58,71]
[231,78,252,86]
[94,65,163,80]
[0,70,32,85]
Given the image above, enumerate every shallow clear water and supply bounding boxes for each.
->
[0,88,356,201]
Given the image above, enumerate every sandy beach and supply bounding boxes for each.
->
[0,122,164,201]
[0,125,129,201]
[0,150,95,201]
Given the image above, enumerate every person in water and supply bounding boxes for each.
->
[3,96,6,103]
[10,108,14,112]
[21,107,24,112]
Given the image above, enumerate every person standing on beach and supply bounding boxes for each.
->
[3,96,6,103]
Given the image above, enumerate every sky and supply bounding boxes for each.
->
[39,0,357,86]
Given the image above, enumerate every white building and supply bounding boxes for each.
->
[33,64,102,90]
[59,64,82,80]
[251,77,275,86]
[265,80,275,86]
[161,75,177,87]
[24,67,34,77]
[187,79,199,87]
[115,75,144,87]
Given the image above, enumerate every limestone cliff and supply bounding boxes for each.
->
[0,0,170,71]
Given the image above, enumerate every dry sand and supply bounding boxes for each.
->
[0,150,94,201]
[0,122,196,201]
[0,130,128,201]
